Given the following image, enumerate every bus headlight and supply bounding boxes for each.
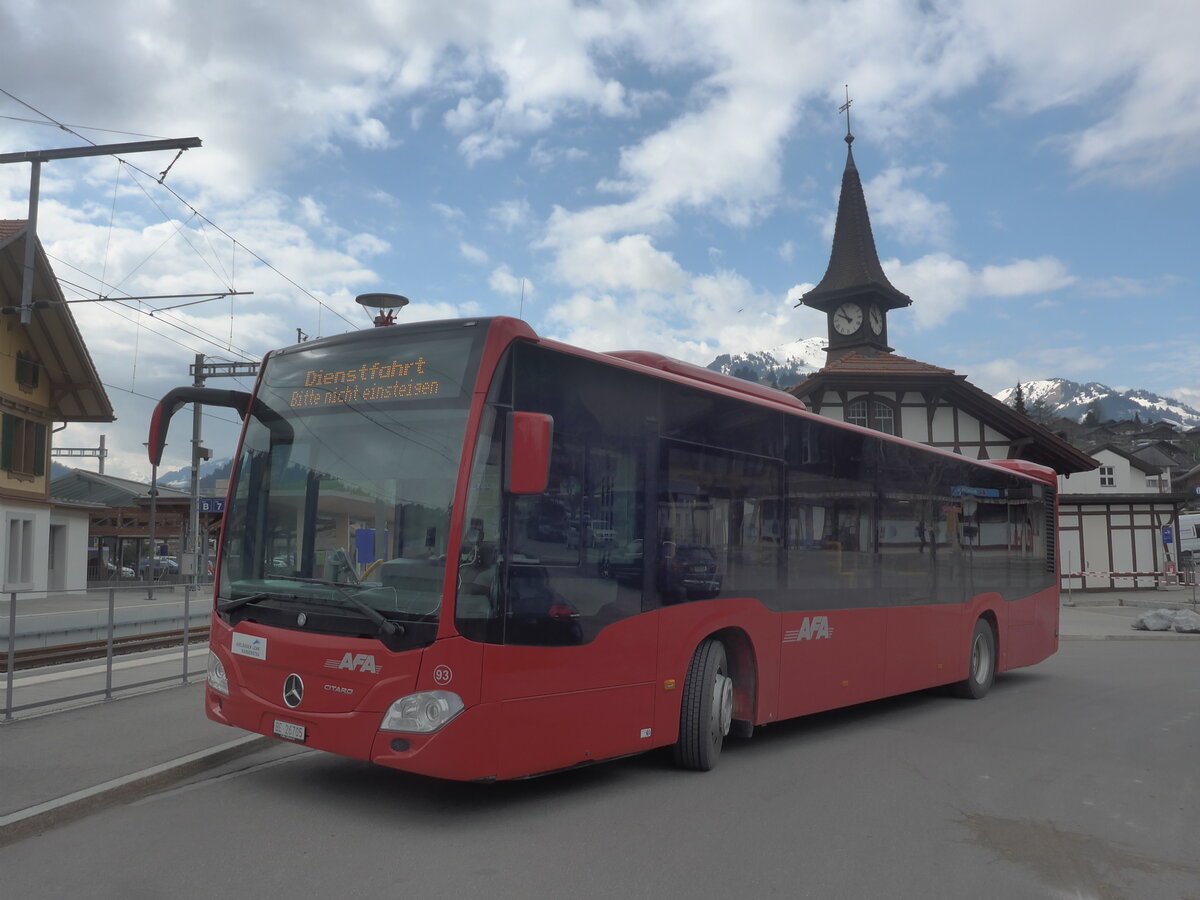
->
[380,691,464,733]
[207,651,229,695]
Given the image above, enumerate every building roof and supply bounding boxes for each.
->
[1087,443,1162,475]
[0,220,114,422]
[798,141,911,313]
[50,468,191,507]
[790,348,1098,476]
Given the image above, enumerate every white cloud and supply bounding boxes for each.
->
[886,252,1075,329]
[489,199,533,233]
[345,232,389,258]
[488,265,531,299]
[459,241,489,264]
[864,165,952,248]
[552,233,689,294]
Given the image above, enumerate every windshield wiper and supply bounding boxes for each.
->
[217,591,282,613]
[273,575,401,636]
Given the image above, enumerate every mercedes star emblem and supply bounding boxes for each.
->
[283,673,304,709]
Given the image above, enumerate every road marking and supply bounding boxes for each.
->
[11,646,210,687]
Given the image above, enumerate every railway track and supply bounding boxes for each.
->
[7,628,210,671]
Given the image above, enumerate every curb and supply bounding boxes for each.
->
[0,734,271,848]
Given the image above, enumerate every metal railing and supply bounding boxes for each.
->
[2,583,213,721]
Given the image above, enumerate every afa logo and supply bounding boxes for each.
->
[324,652,381,674]
[783,616,833,643]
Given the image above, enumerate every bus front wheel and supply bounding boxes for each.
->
[673,639,733,771]
[954,619,996,699]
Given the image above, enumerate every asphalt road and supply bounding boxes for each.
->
[3,640,1198,900]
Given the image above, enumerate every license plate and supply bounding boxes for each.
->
[273,719,306,743]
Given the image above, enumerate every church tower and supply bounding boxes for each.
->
[797,106,910,362]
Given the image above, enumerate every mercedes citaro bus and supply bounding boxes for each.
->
[149,314,1059,781]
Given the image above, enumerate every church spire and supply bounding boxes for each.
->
[797,91,911,359]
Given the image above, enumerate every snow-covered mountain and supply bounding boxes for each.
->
[707,337,826,390]
[156,456,235,489]
[994,379,1200,429]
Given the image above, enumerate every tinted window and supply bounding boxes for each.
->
[456,345,649,645]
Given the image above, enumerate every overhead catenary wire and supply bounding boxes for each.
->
[0,87,358,333]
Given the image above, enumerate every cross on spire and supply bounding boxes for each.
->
[839,85,854,145]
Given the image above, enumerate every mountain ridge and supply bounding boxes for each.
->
[706,345,1200,429]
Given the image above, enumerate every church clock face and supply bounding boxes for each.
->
[832,301,863,335]
[868,303,883,334]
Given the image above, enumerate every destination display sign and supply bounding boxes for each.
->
[268,332,478,412]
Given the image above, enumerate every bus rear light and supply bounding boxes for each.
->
[207,651,229,695]
[381,691,464,733]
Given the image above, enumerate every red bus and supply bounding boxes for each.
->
[150,315,1059,781]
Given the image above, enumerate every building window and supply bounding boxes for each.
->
[1,414,47,477]
[15,352,40,391]
[846,399,868,428]
[845,397,896,435]
[1099,466,1115,487]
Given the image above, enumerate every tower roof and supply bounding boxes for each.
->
[800,144,911,312]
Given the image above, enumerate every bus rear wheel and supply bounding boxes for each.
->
[954,619,996,699]
[673,639,733,771]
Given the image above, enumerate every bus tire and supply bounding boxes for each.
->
[673,639,733,771]
[954,618,996,699]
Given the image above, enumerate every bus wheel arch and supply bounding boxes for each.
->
[711,626,756,738]
[672,629,757,771]
[954,615,997,699]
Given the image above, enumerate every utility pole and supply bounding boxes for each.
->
[189,354,206,584]
[186,357,260,582]
[51,434,108,474]
[0,137,202,325]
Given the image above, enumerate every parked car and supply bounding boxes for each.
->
[138,556,180,578]
[601,540,722,602]
[88,560,135,579]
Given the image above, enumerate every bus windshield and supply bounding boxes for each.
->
[218,323,485,646]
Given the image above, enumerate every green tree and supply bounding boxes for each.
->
[1028,395,1052,424]
[1010,382,1028,416]
[1082,401,1102,427]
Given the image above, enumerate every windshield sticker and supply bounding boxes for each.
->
[231,632,268,660]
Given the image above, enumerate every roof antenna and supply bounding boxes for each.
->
[839,84,854,145]
[519,278,526,319]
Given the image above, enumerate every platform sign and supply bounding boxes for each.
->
[1162,525,1173,544]
[199,497,226,514]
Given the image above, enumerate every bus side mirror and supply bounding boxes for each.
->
[506,411,553,495]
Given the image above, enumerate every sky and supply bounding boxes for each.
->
[2,0,1198,480]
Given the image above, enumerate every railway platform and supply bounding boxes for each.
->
[2,584,212,652]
